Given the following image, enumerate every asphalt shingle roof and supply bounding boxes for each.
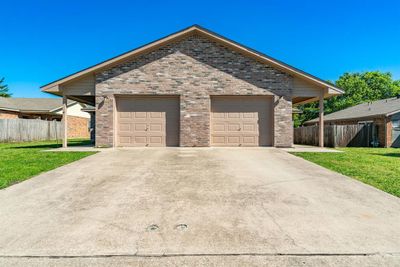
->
[306,97,400,124]
[0,97,75,112]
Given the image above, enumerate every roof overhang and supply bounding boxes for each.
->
[386,109,400,117]
[0,102,77,115]
[20,111,59,114]
[41,25,344,97]
[0,107,20,112]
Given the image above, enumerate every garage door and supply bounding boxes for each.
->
[211,96,273,146]
[117,96,179,147]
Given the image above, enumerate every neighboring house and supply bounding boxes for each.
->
[41,25,343,148]
[0,97,92,138]
[304,97,400,148]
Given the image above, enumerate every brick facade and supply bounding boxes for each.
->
[0,110,19,119]
[95,34,293,147]
[67,115,90,139]
[274,95,293,147]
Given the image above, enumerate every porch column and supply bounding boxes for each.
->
[62,95,68,148]
[319,92,324,147]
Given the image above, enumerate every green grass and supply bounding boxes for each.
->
[292,148,400,197]
[0,139,96,189]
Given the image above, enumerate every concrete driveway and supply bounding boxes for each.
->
[0,148,399,266]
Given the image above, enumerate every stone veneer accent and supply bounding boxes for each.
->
[95,34,293,147]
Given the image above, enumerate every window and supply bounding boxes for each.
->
[392,120,400,130]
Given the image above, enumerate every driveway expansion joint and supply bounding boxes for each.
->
[0,252,396,259]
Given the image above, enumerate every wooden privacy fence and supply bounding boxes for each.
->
[294,124,375,147]
[0,119,62,142]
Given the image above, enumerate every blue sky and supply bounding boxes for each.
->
[1,0,400,98]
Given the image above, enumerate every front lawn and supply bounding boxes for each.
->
[0,139,96,189]
[292,148,400,197]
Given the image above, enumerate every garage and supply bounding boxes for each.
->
[211,96,273,146]
[116,96,180,147]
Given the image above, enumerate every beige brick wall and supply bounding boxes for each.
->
[67,115,89,138]
[0,110,19,119]
[95,34,293,147]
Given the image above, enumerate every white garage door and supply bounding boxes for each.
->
[117,96,179,147]
[211,96,273,146]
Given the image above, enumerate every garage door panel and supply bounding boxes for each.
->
[227,123,241,131]
[242,112,257,119]
[148,136,163,146]
[133,123,146,131]
[213,123,225,131]
[227,113,240,118]
[133,112,146,119]
[227,136,240,145]
[212,112,225,119]
[149,123,163,132]
[242,136,257,145]
[211,96,272,147]
[119,112,131,119]
[242,123,257,132]
[119,136,132,144]
[117,97,179,147]
[118,123,130,131]
[149,112,163,118]
[134,136,147,145]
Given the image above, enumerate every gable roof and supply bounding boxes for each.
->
[305,97,400,124]
[0,97,75,113]
[41,25,343,94]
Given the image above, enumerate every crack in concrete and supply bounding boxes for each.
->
[261,203,310,253]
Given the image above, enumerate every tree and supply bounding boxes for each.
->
[0,77,11,97]
[294,71,400,127]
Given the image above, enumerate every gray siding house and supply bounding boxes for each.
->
[41,25,342,148]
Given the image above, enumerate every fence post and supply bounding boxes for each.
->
[333,125,336,147]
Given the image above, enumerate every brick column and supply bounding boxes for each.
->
[95,95,114,147]
[274,95,293,147]
[179,95,210,147]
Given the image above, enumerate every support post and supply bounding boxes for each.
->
[319,92,324,147]
[62,95,68,148]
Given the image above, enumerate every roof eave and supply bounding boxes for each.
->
[0,107,20,112]
[386,109,400,117]
[49,101,77,113]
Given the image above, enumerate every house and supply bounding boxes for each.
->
[0,97,92,138]
[304,97,400,148]
[41,25,343,148]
